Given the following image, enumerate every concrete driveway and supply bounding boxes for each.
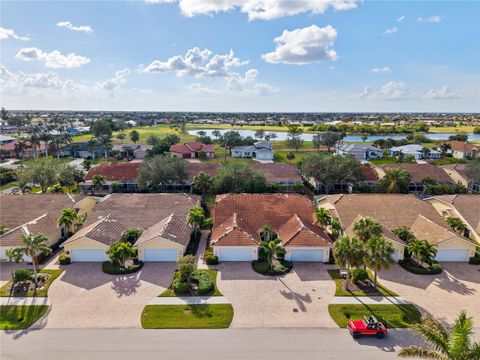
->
[37,262,175,329]
[379,263,480,326]
[217,262,337,328]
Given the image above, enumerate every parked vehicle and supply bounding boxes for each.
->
[347,315,388,339]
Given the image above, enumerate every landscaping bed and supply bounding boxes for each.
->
[327,269,398,297]
[0,269,63,297]
[328,304,421,328]
[101,261,144,275]
[399,260,443,275]
[251,260,293,276]
[159,269,222,297]
[141,304,233,329]
[0,305,49,330]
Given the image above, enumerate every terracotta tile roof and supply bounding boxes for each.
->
[185,162,220,181]
[84,162,141,181]
[170,142,215,154]
[250,163,302,183]
[211,194,331,247]
[442,141,479,152]
[381,163,454,183]
[434,194,480,235]
[0,140,46,151]
[361,165,379,182]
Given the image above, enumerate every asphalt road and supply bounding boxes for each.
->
[1,328,429,360]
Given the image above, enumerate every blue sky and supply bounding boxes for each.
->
[1,0,479,112]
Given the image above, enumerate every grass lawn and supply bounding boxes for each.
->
[0,305,49,330]
[0,269,63,297]
[429,126,475,133]
[141,304,233,329]
[328,304,421,328]
[159,269,222,297]
[369,157,399,165]
[0,180,18,191]
[328,269,398,297]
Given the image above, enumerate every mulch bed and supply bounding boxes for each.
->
[343,278,380,294]
[6,273,51,296]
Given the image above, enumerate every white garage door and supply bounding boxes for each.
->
[71,249,107,262]
[144,249,178,262]
[435,249,470,262]
[218,247,253,261]
[290,249,324,262]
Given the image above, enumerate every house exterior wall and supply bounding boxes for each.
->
[256,150,274,160]
[386,238,405,261]
[285,246,330,262]
[438,237,476,258]
[136,237,185,261]
[63,237,110,253]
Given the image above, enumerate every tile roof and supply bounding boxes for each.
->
[250,163,302,183]
[380,163,454,183]
[434,194,480,235]
[170,142,215,154]
[361,165,379,182]
[84,162,142,181]
[0,214,60,247]
[442,141,479,152]
[185,162,220,181]
[211,194,331,247]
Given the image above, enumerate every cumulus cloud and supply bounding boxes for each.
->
[187,83,217,94]
[371,67,391,73]
[15,47,90,68]
[262,25,337,65]
[96,68,131,90]
[383,27,398,35]
[227,69,277,96]
[0,27,30,41]
[417,15,444,23]
[356,81,412,101]
[397,15,405,22]
[57,21,93,33]
[140,47,248,77]
[175,0,357,21]
[424,85,459,100]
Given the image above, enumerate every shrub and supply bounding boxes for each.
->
[13,269,34,282]
[469,254,480,265]
[59,252,71,265]
[172,278,189,294]
[191,270,214,294]
[351,268,368,283]
[204,248,219,265]
[101,261,143,275]
[276,247,286,260]
[399,260,443,275]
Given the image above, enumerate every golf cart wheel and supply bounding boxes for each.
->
[352,332,359,339]
[376,332,385,339]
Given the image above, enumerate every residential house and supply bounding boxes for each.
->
[211,194,332,262]
[62,193,199,262]
[79,162,143,195]
[232,141,274,161]
[441,141,479,160]
[306,164,378,193]
[336,144,383,161]
[60,141,106,159]
[251,163,303,190]
[0,140,47,159]
[389,144,442,160]
[441,163,479,193]
[111,143,153,160]
[0,194,94,261]
[316,194,477,262]
[427,194,480,242]
[170,142,215,159]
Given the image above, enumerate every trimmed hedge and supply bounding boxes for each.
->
[399,261,442,275]
[102,261,144,275]
[191,270,214,295]
[204,247,219,265]
[59,252,71,265]
[351,268,368,283]
[469,255,480,265]
[251,260,293,276]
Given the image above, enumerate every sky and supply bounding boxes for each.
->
[1,0,479,112]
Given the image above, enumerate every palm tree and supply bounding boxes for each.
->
[188,206,206,236]
[333,236,365,290]
[259,238,283,270]
[106,242,137,269]
[407,238,438,267]
[193,172,212,196]
[379,168,411,193]
[330,218,343,240]
[116,132,126,144]
[446,217,468,235]
[5,247,23,263]
[315,208,332,230]
[92,175,106,190]
[353,217,383,242]
[122,227,143,244]
[58,208,78,237]
[364,236,394,289]
[439,142,452,156]
[259,224,275,242]
[399,311,480,360]
[19,233,51,283]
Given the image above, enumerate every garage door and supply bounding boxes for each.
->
[435,249,470,262]
[144,249,178,262]
[290,249,324,262]
[71,249,107,262]
[217,248,252,261]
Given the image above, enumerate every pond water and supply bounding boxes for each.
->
[188,129,480,142]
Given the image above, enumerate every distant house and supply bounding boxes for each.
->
[442,164,479,193]
[336,144,383,161]
[61,142,105,159]
[251,163,303,190]
[0,140,47,159]
[111,143,153,160]
[441,141,479,160]
[306,164,378,193]
[80,162,143,195]
[232,141,274,161]
[0,135,16,145]
[389,144,442,160]
[169,142,215,159]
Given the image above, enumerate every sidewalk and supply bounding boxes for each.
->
[0,297,50,306]
[148,296,230,305]
[330,296,410,305]
[196,230,211,269]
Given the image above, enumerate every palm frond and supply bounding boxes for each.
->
[411,321,450,356]
[398,346,445,359]
[448,311,473,359]
[465,342,480,360]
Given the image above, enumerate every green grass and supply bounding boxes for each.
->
[369,157,399,165]
[0,269,63,297]
[428,126,475,133]
[0,180,18,191]
[327,269,398,297]
[328,304,422,328]
[159,269,222,297]
[141,304,233,329]
[0,305,49,330]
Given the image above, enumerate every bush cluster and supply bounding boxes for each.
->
[191,270,214,294]
[13,269,34,282]
[399,260,443,275]
[59,252,71,265]
[204,247,219,265]
[350,268,368,283]
[101,261,144,275]
[469,254,480,265]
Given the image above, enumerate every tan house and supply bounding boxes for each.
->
[317,194,477,262]
[62,193,199,262]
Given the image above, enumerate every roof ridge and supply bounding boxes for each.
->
[0,213,48,238]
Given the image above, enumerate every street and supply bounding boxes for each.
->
[1,328,429,360]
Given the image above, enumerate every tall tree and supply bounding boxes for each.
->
[130,130,140,144]
[91,120,113,158]
[188,206,207,235]
[378,168,411,193]
[18,233,51,283]
[106,242,137,269]
[315,208,332,230]
[254,129,265,140]
[122,227,143,244]
[259,238,284,270]
[353,217,383,242]
[286,125,304,152]
[212,160,266,194]
[193,172,212,196]
[116,132,126,144]
[58,208,78,237]
[92,174,107,189]
[137,155,187,191]
[259,224,275,242]
[407,238,437,267]
[320,131,345,152]
[333,236,365,290]
[364,236,394,289]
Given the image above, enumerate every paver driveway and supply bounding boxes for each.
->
[37,262,175,329]
[379,263,480,327]
[217,262,337,328]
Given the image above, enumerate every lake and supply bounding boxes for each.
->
[188,129,480,142]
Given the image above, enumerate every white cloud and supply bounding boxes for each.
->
[57,21,93,33]
[176,0,357,21]
[424,85,459,100]
[0,27,30,41]
[227,69,277,96]
[417,15,444,23]
[187,83,217,94]
[252,83,278,96]
[371,67,391,73]
[140,47,248,77]
[262,25,337,65]
[15,47,90,68]
[397,15,405,22]
[145,0,176,3]
[383,27,398,35]
[356,81,412,101]
[96,68,131,90]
